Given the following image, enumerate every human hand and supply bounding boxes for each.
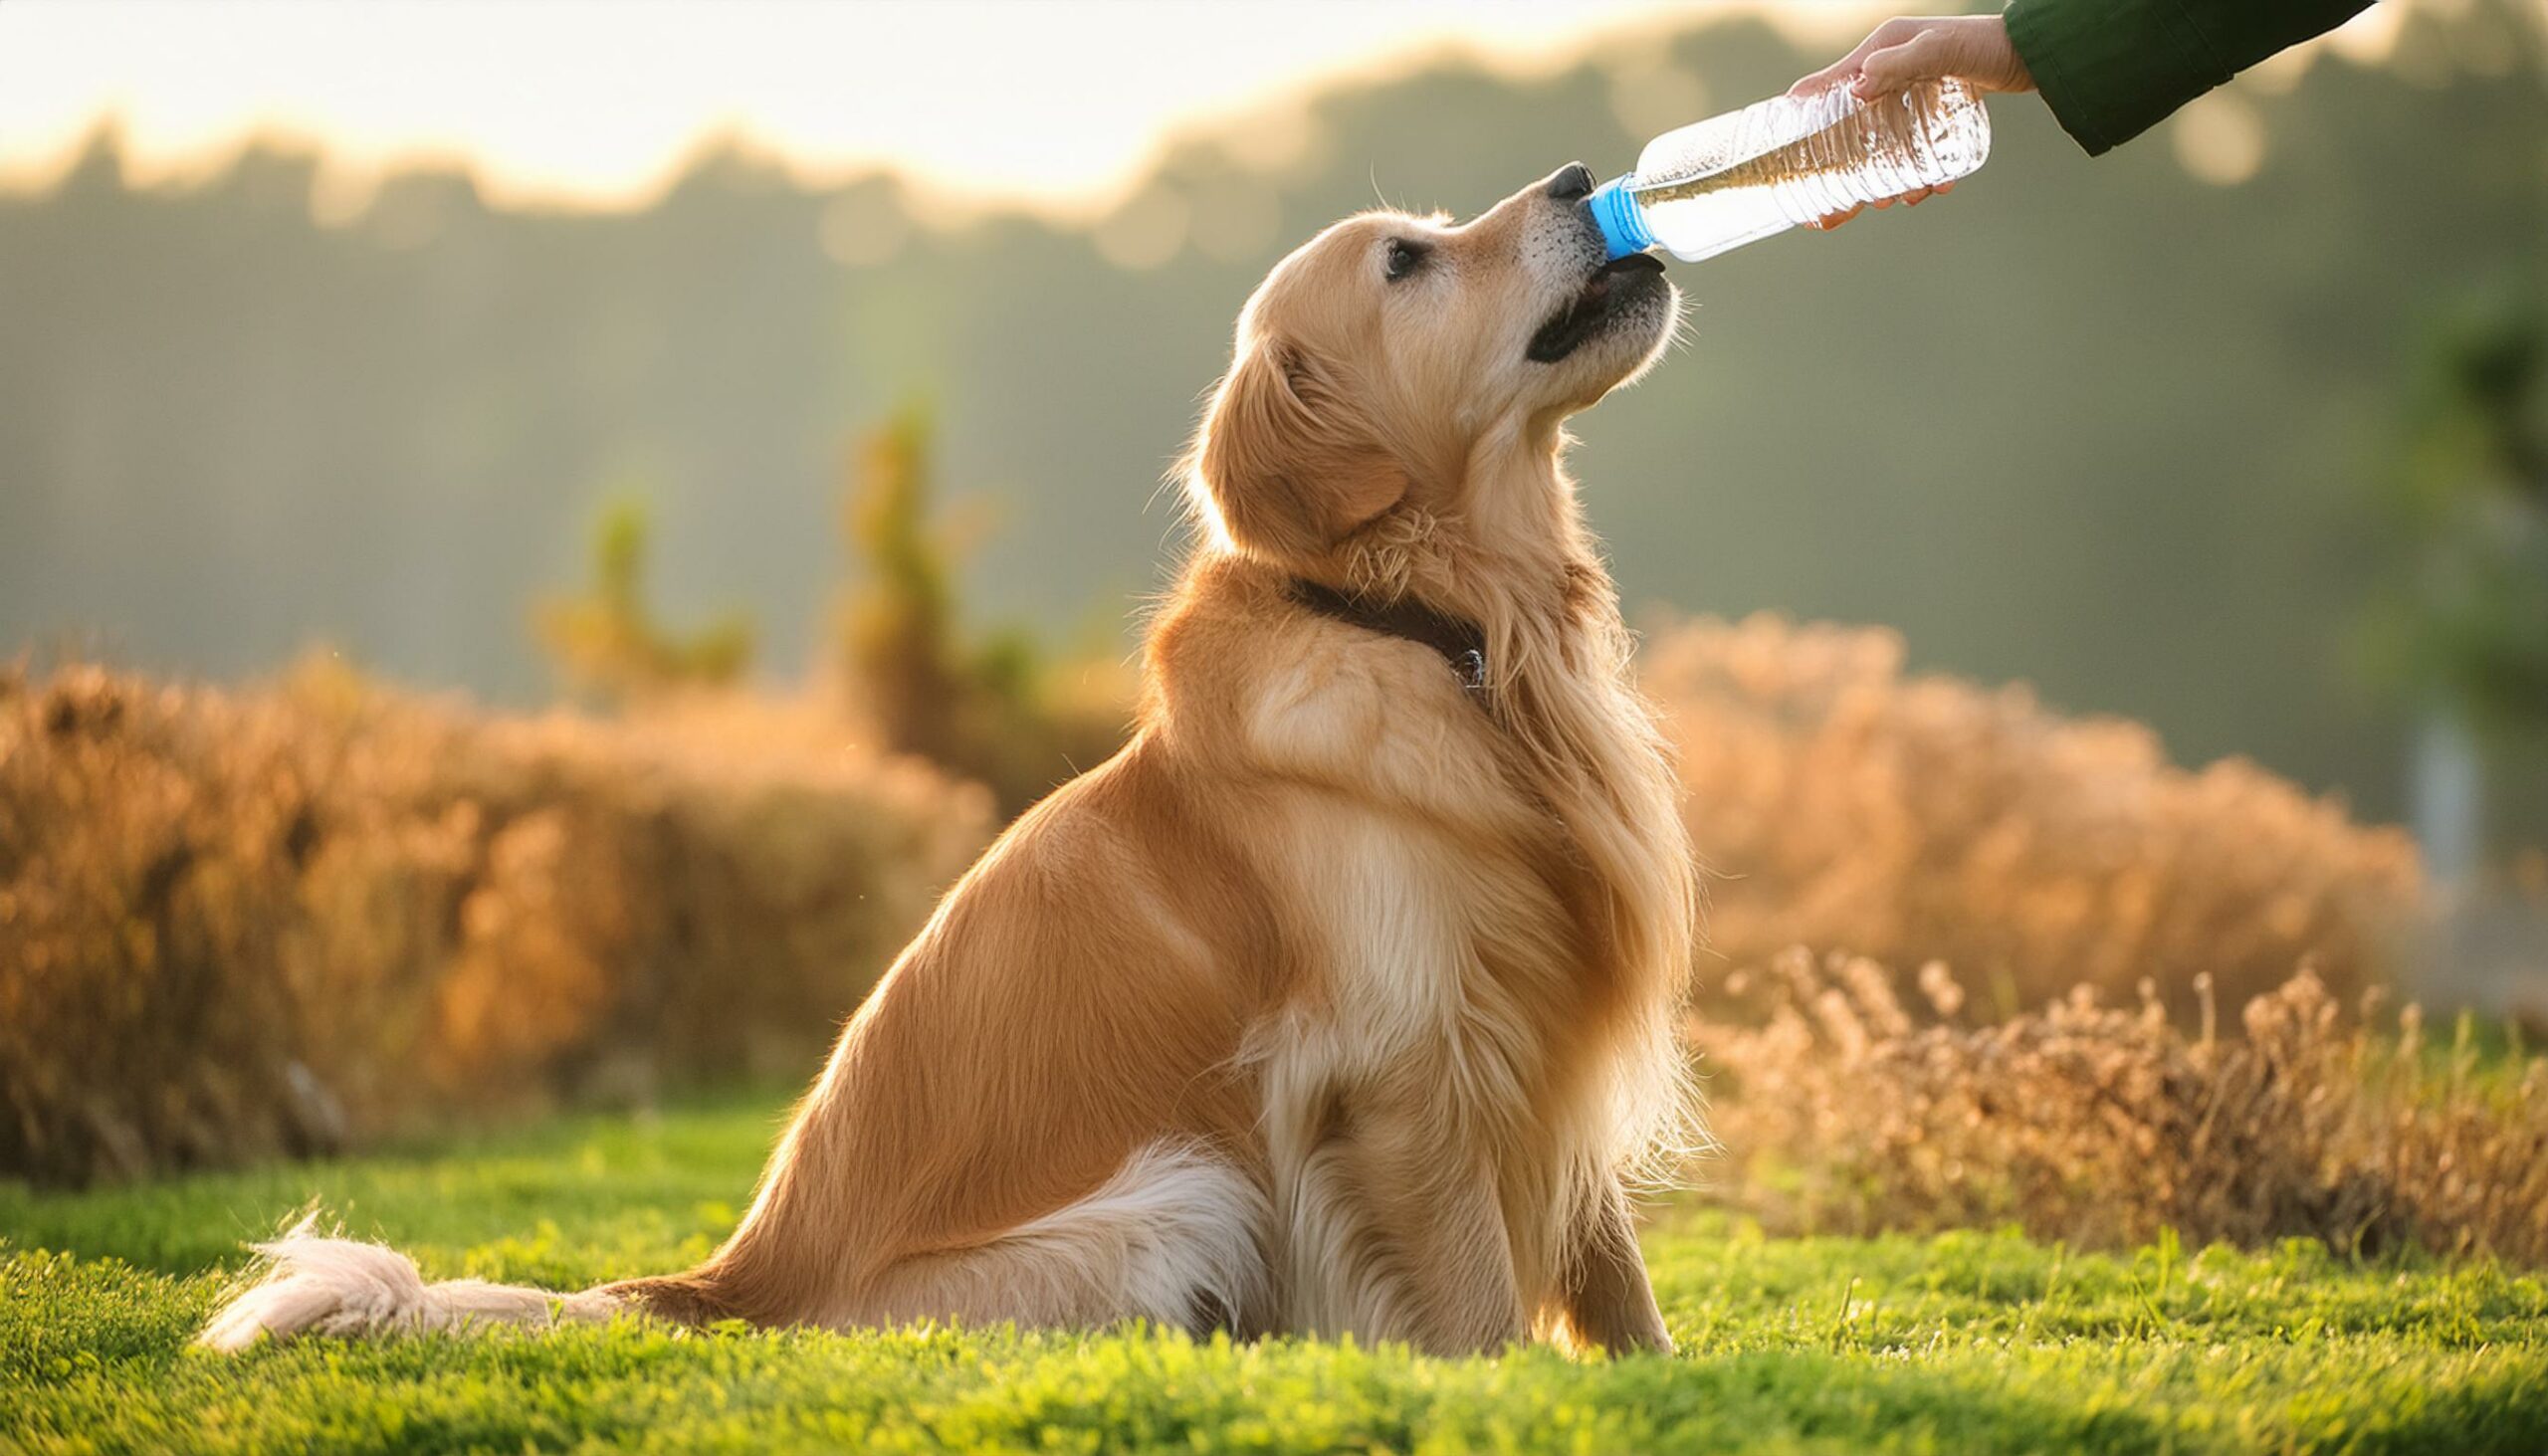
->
[1788,15,2035,231]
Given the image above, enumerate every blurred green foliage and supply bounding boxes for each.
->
[535,498,753,703]
[2357,280,2548,737]
[837,407,1127,814]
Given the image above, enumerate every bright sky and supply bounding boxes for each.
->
[0,0,1912,215]
[0,0,2427,216]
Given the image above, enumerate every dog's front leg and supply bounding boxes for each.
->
[1332,1111,1530,1356]
[1552,1175,1673,1355]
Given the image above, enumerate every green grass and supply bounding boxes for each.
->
[3,1101,2543,1455]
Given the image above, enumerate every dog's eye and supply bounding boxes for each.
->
[1382,238,1429,283]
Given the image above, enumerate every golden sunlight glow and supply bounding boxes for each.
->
[0,0,1901,217]
[2171,93,2268,187]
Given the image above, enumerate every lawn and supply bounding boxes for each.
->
[3,1098,2542,1455]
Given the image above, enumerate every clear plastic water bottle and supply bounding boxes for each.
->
[1588,79,1991,264]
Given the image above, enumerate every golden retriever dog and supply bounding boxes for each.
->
[200,163,1694,1358]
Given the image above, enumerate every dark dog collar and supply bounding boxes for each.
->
[1288,579,1488,696]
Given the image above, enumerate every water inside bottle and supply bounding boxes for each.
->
[1626,81,1987,262]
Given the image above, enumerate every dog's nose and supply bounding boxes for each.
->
[1543,163,1597,204]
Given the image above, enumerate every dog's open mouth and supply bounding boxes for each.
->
[1525,253,1667,364]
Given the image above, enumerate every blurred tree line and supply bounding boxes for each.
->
[0,0,2540,837]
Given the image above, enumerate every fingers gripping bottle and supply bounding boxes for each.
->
[1587,79,1991,263]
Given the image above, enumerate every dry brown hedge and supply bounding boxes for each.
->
[1,616,2443,1194]
[1691,954,2548,1264]
[1650,614,2422,1013]
[0,660,991,1185]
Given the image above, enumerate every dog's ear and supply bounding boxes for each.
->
[1189,338,1407,563]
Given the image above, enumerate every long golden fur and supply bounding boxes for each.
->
[200,165,1696,1357]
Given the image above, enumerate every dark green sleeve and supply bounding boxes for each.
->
[2003,0,2379,155]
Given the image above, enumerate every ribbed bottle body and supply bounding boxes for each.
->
[1595,80,1991,264]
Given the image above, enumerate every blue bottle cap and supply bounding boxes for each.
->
[1587,178,1653,261]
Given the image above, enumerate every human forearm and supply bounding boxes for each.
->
[2005,0,2379,154]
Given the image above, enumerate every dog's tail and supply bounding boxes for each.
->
[194,1214,716,1352]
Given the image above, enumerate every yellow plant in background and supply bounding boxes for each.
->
[536,499,755,704]
[835,408,1133,817]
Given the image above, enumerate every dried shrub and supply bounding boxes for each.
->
[1693,954,2548,1264]
[2,613,2445,1203]
[0,660,992,1185]
[1646,614,2422,1012]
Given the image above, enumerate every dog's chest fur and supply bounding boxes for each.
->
[1230,631,1663,1333]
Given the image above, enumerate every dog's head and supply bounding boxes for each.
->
[1184,164,1675,567]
